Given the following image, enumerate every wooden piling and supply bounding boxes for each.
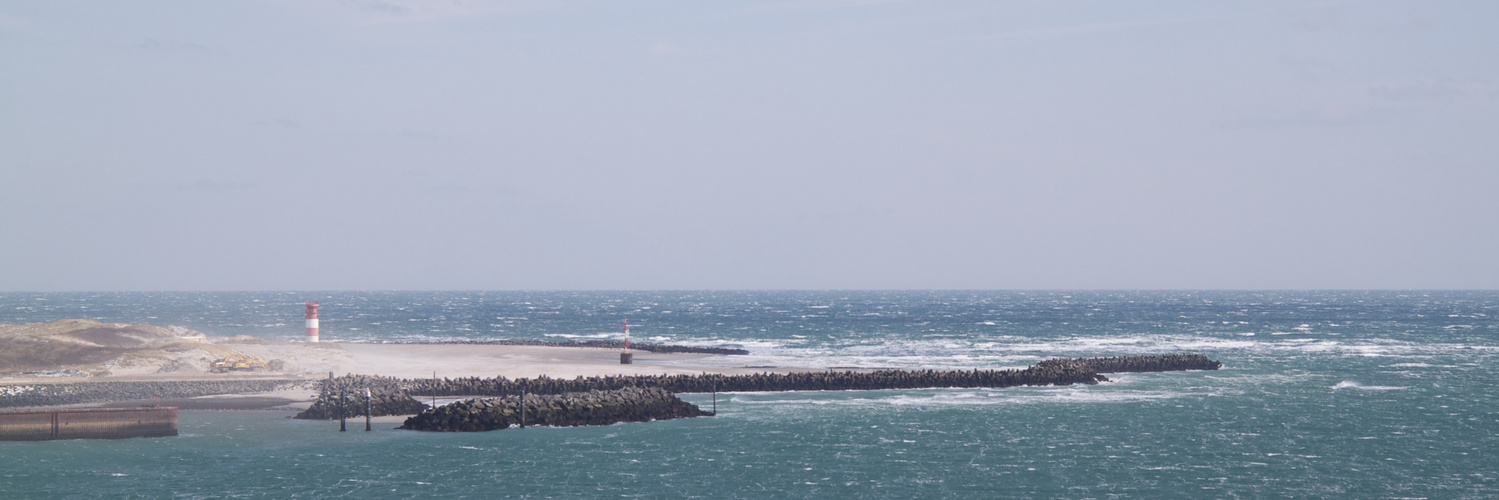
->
[365,388,372,432]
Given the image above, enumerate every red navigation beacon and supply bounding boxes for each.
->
[305,301,320,342]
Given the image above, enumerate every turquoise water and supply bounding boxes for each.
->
[2,291,1497,498]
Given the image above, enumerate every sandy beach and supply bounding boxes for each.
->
[235,342,776,380]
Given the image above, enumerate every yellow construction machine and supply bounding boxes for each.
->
[210,354,270,373]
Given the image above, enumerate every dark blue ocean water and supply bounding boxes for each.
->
[2,291,1497,498]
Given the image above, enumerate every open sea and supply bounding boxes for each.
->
[1,290,1496,498]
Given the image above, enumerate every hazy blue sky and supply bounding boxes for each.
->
[2,1,1496,291]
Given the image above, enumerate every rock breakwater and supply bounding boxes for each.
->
[0,379,301,409]
[295,375,427,420]
[294,354,1222,420]
[402,365,1110,399]
[1037,354,1223,373]
[397,387,710,432]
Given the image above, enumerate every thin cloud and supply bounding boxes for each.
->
[136,37,207,52]
[250,118,301,129]
[1370,78,1499,103]
[0,13,43,36]
[970,15,1204,43]
[918,9,1237,49]
[186,180,261,192]
[1216,103,1390,129]
[326,0,568,25]
[1278,54,1339,80]
[649,41,717,57]
[747,0,922,14]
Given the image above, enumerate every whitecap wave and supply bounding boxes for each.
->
[1331,381,1408,391]
[543,333,620,340]
[722,387,1187,407]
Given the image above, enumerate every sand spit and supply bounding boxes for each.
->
[1,320,762,384]
[400,339,747,355]
[0,320,771,410]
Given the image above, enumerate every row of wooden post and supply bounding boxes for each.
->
[336,388,373,432]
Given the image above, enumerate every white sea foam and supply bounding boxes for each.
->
[1332,381,1409,391]
[893,388,1185,406]
[665,330,1496,373]
[544,333,620,340]
[725,387,1187,408]
[666,338,791,350]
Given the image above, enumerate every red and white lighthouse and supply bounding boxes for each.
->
[305,301,320,342]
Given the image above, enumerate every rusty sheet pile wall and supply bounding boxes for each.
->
[0,407,177,441]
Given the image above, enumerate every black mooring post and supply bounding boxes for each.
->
[339,390,347,432]
[712,381,717,415]
[365,388,372,432]
[520,390,526,429]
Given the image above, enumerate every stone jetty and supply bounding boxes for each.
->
[294,354,1222,420]
[0,407,178,441]
[1036,354,1223,373]
[401,365,1108,399]
[296,374,427,420]
[397,387,710,432]
[0,379,301,409]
